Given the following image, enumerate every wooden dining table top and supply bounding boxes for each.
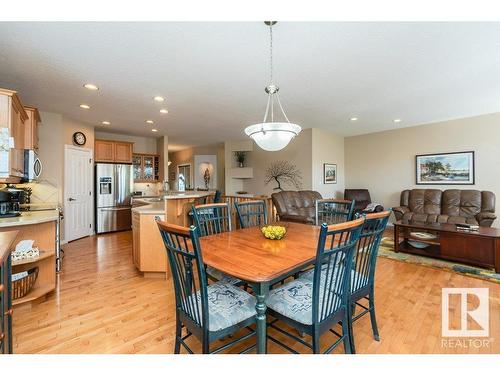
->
[199,222,320,283]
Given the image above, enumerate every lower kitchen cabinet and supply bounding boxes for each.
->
[0,231,17,354]
[132,212,170,278]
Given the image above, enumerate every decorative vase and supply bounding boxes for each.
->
[238,162,244,168]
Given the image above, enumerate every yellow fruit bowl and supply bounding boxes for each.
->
[261,225,287,240]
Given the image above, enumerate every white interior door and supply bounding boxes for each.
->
[64,145,93,242]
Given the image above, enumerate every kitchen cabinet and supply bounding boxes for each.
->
[23,106,41,151]
[131,211,169,278]
[114,141,133,163]
[94,139,133,163]
[132,153,160,182]
[0,231,18,354]
[0,88,28,183]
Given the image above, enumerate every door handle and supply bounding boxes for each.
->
[68,197,76,201]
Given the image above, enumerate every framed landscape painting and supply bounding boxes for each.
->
[323,163,337,184]
[416,151,475,185]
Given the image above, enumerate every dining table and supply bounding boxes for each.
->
[198,221,321,354]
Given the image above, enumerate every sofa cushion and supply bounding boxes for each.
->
[408,189,442,215]
[442,190,481,218]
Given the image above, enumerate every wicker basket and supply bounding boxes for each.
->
[12,267,39,300]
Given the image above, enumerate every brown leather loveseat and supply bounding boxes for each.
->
[393,189,496,227]
[271,190,323,224]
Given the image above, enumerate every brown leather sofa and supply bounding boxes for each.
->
[271,190,322,224]
[393,189,496,227]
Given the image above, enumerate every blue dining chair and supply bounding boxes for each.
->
[156,219,256,354]
[315,199,355,226]
[234,200,268,229]
[265,217,365,354]
[191,203,241,285]
[300,211,391,353]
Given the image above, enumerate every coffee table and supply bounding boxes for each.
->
[393,220,500,273]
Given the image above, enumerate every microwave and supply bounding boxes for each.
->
[22,149,43,182]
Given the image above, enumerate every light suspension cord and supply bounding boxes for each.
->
[269,23,273,85]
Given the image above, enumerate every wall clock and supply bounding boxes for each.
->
[73,131,87,146]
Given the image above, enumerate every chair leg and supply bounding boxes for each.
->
[348,304,356,354]
[312,331,320,354]
[174,318,182,354]
[202,336,210,354]
[343,317,353,354]
[368,291,380,341]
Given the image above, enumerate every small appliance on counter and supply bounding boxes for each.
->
[0,184,26,217]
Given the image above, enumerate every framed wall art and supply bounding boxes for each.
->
[415,151,474,185]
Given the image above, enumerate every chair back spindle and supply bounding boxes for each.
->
[156,221,209,330]
[192,202,232,237]
[234,200,268,229]
[315,199,355,226]
[350,211,391,294]
[312,218,364,325]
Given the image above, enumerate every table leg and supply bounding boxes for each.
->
[394,225,399,253]
[253,282,270,354]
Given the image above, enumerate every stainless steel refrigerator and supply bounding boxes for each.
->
[95,163,133,233]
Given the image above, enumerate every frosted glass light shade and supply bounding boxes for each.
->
[244,122,302,151]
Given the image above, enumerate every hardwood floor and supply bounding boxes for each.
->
[12,230,500,354]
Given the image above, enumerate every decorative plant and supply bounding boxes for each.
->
[234,151,246,167]
[265,160,302,191]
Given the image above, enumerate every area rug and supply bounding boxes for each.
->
[378,237,500,283]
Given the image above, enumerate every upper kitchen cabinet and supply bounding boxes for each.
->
[23,106,41,151]
[133,153,160,182]
[94,139,133,164]
[114,141,133,163]
[0,88,28,183]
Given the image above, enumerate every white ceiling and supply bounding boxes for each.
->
[1,22,500,150]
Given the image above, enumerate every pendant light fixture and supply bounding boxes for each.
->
[245,21,301,152]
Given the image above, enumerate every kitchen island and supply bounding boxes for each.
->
[131,191,211,278]
[0,209,60,306]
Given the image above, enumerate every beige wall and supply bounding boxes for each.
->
[345,113,500,224]
[311,128,345,199]
[64,117,95,150]
[242,129,313,196]
[168,143,225,191]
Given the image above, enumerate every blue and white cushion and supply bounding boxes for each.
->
[299,267,368,292]
[206,266,242,285]
[266,279,342,325]
[186,281,256,332]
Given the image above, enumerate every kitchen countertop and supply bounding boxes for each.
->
[132,199,165,215]
[132,192,211,215]
[0,209,60,228]
[0,231,18,262]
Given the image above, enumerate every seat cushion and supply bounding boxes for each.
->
[188,281,256,332]
[299,267,368,292]
[206,266,241,285]
[266,279,342,325]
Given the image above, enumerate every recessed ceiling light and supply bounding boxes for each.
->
[145,120,154,124]
[152,128,158,132]
[393,118,402,123]
[83,83,99,90]
[101,121,110,125]
[79,104,90,109]
[350,117,358,122]
[153,96,165,102]
[159,109,169,114]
